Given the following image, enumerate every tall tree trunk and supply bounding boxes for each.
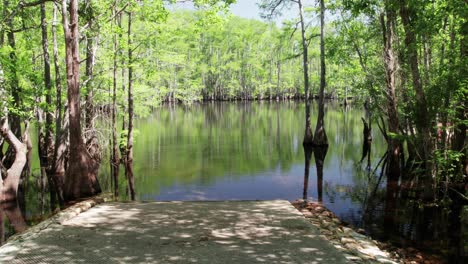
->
[381,4,401,185]
[111,3,120,197]
[126,11,136,201]
[84,1,98,134]
[84,17,101,173]
[40,2,58,210]
[313,0,328,146]
[62,0,101,201]
[85,32,95,132]
[297,0,313,144]
[50,3,66,207]
[398,0,432,180]
[117,13,128,184]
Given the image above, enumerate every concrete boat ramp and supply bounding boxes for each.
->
[0,200,351,263]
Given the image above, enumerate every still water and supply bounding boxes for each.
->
[111,101,387,227]
[4,101,454,258]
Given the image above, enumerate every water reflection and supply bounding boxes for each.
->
[7,101,460,261]
[313,146,328,203]
[302,145,313,201]
[119,102,384,204]
[302,145,328,204]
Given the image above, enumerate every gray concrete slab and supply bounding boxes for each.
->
[0,200,350,263]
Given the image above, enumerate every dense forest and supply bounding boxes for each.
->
[0,0,466,262]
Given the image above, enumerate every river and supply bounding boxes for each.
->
[1,101,460,261]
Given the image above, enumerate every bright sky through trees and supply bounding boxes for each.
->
[174,0,297,24]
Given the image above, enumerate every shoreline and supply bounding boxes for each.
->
[291,199,446,264]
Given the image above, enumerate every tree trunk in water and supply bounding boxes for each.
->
[297,0,313,144]
[313,0,328,146]
[381,4,401,185]
[360,117,372,169]
[398,0,433,184]
[111,5,120,197]
[126,12,136,201]
[62,0,101,201]
[0,117,27,202]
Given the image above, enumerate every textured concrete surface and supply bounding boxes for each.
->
[0,200,349,263]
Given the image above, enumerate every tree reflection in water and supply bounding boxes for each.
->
[313,146,328,203]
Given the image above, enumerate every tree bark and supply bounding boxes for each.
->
[18,133,30,213]
[84,14,101,172]
[398,0,432,176]
[297,0,313,144]
[112,3,120,197]
[313,0,328,146]
[50,3,66,206]
[40,2,58,210]
[84,7,97,132]
[381,4,401,184]
[126,11,136,201]
[62,0,101,201]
